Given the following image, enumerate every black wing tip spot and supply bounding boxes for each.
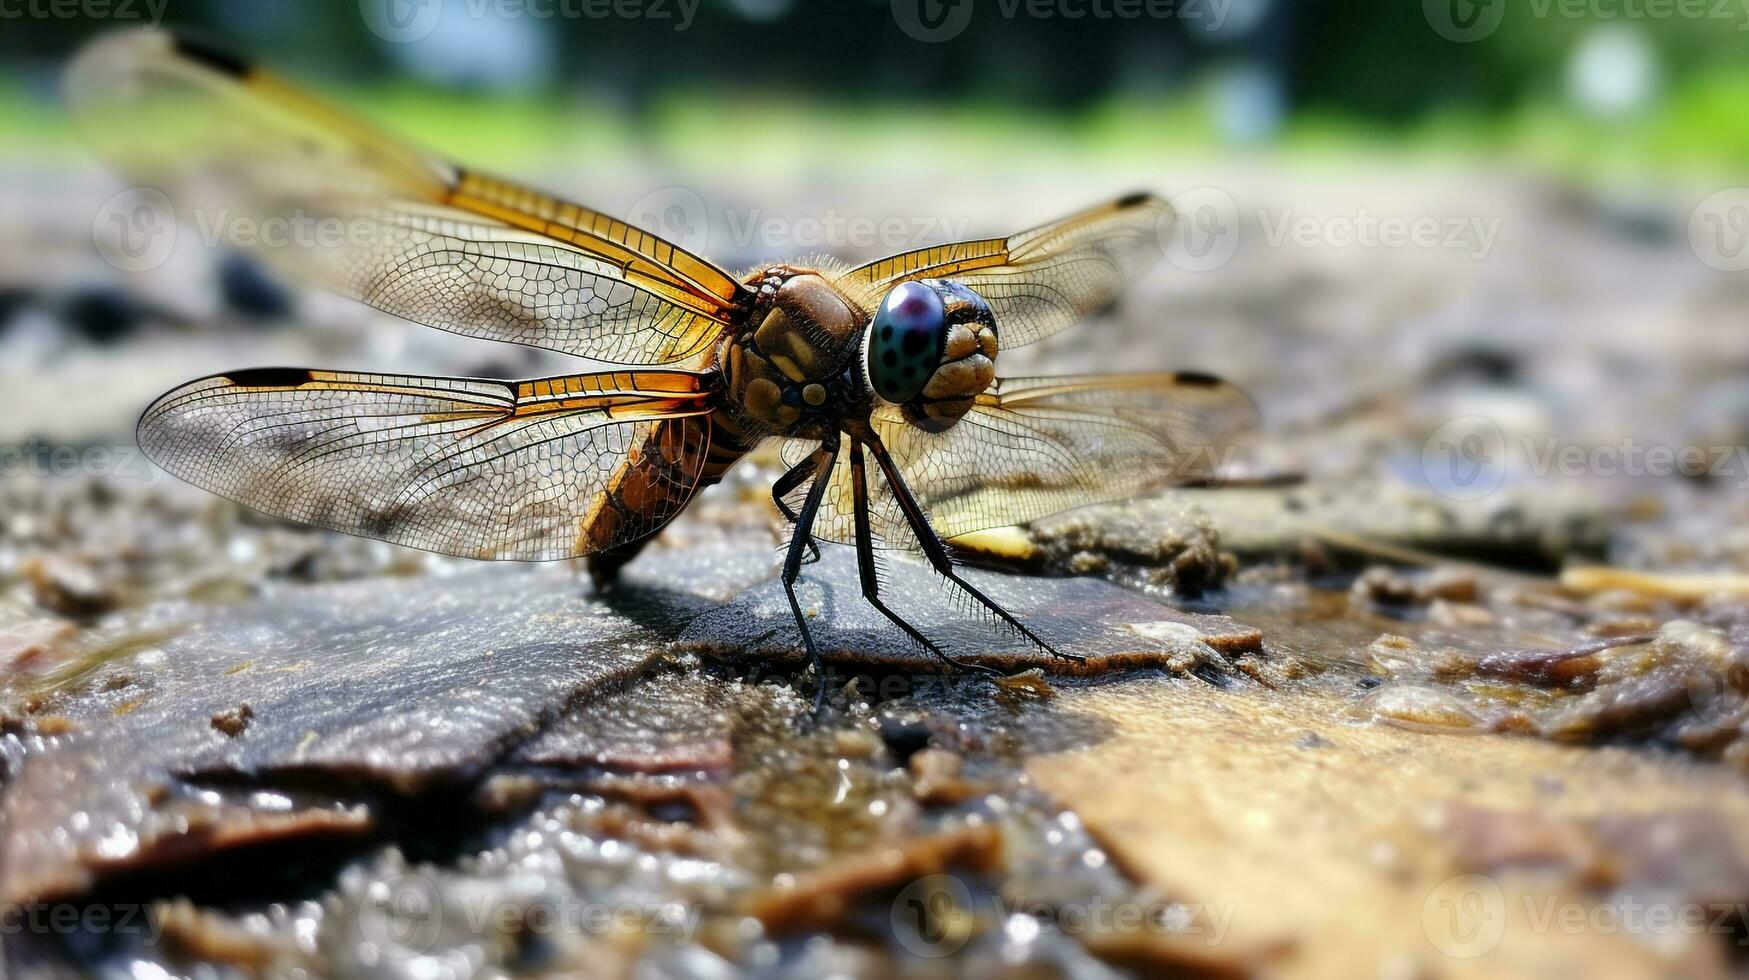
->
[1115,191,1154,209]
[1172,370,1226,388]
[172,33,252,79]
[222,367,314,389]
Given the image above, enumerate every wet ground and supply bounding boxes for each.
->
[3,163,1749,978]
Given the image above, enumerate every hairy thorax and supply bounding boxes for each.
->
[719,266,872,439]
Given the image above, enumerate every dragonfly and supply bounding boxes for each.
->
[68,32,1256,693]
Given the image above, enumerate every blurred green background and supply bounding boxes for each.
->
[1,0,1746,177]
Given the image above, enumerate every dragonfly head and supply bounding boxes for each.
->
[863,278,997,433]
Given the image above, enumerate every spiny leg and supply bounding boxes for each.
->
[863,431,1083,664]
[849,441,1000,676]
[783,432,840,712]
[771,449,823,564]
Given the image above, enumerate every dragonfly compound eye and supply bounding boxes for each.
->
[867,280,946,405]
[866,279,998,433]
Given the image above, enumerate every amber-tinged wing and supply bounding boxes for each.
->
[139,368,715,560]
[67,32,751,364]
[834,195,1172,349]
[786,373,1255,549]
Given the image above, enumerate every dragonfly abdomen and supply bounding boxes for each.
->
[580,412,755,585]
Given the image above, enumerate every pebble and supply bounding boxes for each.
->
[21,554,118,618]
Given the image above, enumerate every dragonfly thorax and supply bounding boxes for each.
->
[864,278,998,434]
[721,268,870,437]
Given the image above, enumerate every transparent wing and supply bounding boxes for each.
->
[833,194,1172,350]
[139,368,715,560]
[67,32,751,365]
[784,373,1256,549]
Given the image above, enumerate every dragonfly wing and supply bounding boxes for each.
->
[67,32,750,365]
[139,368,716,560]
[833,194,1172,350]
[784,372,1255,550]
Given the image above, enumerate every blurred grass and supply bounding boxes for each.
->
[8,64,1749,180]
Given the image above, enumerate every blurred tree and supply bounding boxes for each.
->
[3,0,1746,131]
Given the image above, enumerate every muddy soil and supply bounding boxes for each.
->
[3,166,1747,979]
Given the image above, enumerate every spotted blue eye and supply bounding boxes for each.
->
[867,281,945,404]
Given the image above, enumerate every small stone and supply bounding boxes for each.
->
[62,286,144,344]
[910,748,977,805]
[1428,600,1494,628]
[877,713,933,763]
[217,253,293,321]
[210,704,254,737]
[832,727,881,759]
[1353,566,1478,606]
[1365,684,1482,734]
[947,526,1037,563]
[22,555,118,617]
[993,668,1054,698]
[1422,568,1480,603]
[1586,616,1659,638]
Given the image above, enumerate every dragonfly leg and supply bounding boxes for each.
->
[849,441,1000,676]
[862,432,1084,664]
[771,450,823,565]
[782,432,839,713]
